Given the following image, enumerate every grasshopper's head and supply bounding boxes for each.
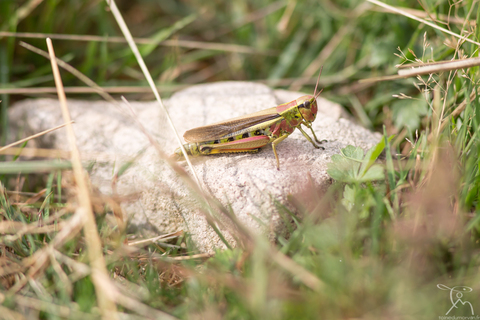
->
[297,67,323,124]
[297,95,318,123]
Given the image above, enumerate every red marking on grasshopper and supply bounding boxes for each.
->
[218,135,270,148]
[270,118,297,137]
[276,100,298,113]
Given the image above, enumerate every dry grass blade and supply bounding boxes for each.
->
[277,0,296,33]
[361,57,480,83]
[53,249,90,280]
[106,0,201,189]
[19,41,117,103]
[270,249,323,292]
[397,57,480,77]
[0,220,64,236]
[0,74,355,96]
[0,147,71,158]
[46,38,118,319]
[47,248,73,296]
[396,59,478,69]
[86,273,180,320]
[367,0,480,46]
[1,208,70,242]
[0,304,26,320]
[118,97,238,250]
[128,230,184,246]
[370,5,476,26]
[170,253,214,261]
[0,31,275,55]
[430,87,479,140]
[0,85,187,95]
[11,294,94,319]
[111,286,180,320]
[7,243,50,292]
[2,208,88,294]
[359,74,414,83]
[0,121,73,152]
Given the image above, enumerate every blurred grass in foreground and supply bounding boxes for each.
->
[1,0,480,319]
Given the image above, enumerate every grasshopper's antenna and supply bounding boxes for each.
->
[313,66,323,98]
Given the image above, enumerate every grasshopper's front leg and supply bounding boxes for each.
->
[297,125,325,150]
[301,121,327,145]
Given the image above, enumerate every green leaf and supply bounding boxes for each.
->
[359,135,394,177]
[391,96,428,131]
[359,164,384,182]
[383,126,396,195]
[340,145,364,161]
[341,185,355,211]
[327,152,360,182]
[327,141,388,183]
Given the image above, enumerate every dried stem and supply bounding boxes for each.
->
[46,38,118,319]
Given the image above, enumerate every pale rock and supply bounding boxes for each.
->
[8,82,381,252]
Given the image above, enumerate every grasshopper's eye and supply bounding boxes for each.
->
[304,101,310,108]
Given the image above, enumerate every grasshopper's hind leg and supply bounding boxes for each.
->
[199,135,270,155]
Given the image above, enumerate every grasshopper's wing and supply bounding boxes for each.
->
[184,107,281,142]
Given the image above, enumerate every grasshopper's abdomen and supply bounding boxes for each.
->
[173,143,198,160]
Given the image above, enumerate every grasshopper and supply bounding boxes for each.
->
[174,70,326,170]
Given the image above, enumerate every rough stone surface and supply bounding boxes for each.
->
[8,82,381,252]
